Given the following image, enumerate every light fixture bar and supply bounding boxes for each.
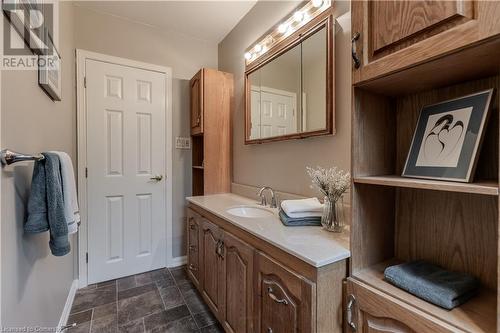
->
[244,0,331,65]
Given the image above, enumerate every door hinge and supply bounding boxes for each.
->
[83,76,87,88]
[85,167,88,178]
[85,252,88,263]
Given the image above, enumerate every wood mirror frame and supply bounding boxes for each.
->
[244,10,335,145]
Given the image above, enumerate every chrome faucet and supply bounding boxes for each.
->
[258,186,277,208]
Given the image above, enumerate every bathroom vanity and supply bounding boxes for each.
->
[185,193,350,333]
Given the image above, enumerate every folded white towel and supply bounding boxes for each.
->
[51,151,80,234]
[281,198,323,217]
[285,211,323,219]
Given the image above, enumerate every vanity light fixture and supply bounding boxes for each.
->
[244,0,332,65]
[278,23,288,34]
[312,0,324,8]
[294,11,305,22]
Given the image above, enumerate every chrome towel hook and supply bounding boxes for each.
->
[0,149,45,166]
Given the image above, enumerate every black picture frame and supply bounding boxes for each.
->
[402,89,494,183]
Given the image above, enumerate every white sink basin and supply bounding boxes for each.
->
[226,205,274,218]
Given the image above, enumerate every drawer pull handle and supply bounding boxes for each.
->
[267,328,273,333]
[189,264,198,271]
[267,287,288,305]
[189,245,196,251]
[351,32,361,69]
[347,294,357,331]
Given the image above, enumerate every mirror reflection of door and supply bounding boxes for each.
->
[247,24,329,142]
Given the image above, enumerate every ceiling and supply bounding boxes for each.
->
[74,1,258,43]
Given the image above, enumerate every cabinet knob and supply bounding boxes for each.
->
[189,245,197,252]
[351,32,361,69]
[188,264,198,271]
[190,223,197,230]
[267,328,273,333]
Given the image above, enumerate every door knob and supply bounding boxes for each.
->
[150,175,164,182]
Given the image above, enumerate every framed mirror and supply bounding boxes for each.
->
[245,10,334,144]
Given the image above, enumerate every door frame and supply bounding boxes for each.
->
[76,49,173,287]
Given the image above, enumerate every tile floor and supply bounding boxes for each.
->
[67,266,223,333]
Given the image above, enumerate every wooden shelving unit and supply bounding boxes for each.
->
[349,50,500,333]
[353,259,497,333]
[190,68,233,196]
[353,175,499,196]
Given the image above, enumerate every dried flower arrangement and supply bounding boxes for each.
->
[306,166,351,202]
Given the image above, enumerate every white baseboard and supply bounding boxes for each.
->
[57,279,79,332]
[168,256,187,268]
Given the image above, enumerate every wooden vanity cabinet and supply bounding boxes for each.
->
[351,0,500,84]
[186,205,347,333]
[254,252,315,333]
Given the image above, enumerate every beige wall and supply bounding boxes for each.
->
[219,1,351,198]
[73,4,218,258]
[1,2,77,326]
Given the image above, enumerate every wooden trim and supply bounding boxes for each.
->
[244,12,335,145]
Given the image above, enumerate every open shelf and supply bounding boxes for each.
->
[353,259,497,333]
[354,175,499,196]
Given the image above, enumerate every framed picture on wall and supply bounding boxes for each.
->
[402,89,493,183]
[38,31,61,101]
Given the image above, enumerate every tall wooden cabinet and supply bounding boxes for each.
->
[348,1,500,332]
[351,0,500,85]
[190,68,233,196]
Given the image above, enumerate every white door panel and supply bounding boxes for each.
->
[86,59,166,283]
[260,90,296,138]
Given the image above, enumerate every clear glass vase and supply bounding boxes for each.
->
[321,196,345,232]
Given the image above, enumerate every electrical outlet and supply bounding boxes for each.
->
[175,137,191,149]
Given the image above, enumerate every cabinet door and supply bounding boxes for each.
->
[190,69,203,135]
[220,231,254,333]
[254,252,315,333]
[346,278,455,333]
[352,0,500,84]
[186,209,201,288]
[200,218,223,318]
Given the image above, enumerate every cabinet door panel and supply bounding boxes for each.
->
[221,231,254,333]
[254,252,315,333]
[352,0,500,84]
[346,278,455,333]
[370,1,472,56]
[186,209,201,288]
[190,70,203,135]
[201,219,223,317]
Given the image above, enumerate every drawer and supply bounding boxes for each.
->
[346,278,463,333]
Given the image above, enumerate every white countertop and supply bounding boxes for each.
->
[186,193,350,268]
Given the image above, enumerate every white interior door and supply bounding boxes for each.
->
[86,59,167,283]
[260,89,296,138]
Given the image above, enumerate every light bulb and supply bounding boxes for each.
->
[278,23,288,34]
[312,0,323,8]
[294,11,304,22]
[254,44,262,52]
[244,52,252,60]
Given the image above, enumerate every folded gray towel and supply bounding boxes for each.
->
[384,260,479,310]
[25,153,70,256]
[279,209,321,227]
